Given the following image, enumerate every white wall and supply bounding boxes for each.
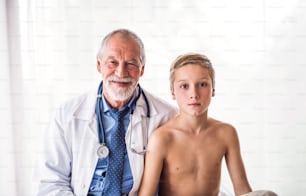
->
[1,0,306,195]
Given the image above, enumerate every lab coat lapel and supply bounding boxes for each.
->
[70,91,99,194]
[73,90,98,137]
[73,119,99,194]
[131,95,147,125]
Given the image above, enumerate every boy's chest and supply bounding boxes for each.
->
[164,136,225,176]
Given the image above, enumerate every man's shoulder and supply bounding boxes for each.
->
[56,90,96,120]
[60,90,95,109]
[142,89,177,112]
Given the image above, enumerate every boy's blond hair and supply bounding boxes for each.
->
[169,53,215,90]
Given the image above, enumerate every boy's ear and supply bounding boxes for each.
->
[171,88,176,100]
[212,88,215,97]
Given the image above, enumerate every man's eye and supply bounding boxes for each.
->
[107,60,118,67]
[127,63,137,67]
[126,63,141,71]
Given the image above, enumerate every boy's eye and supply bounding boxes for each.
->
[200,82,208,87]
[180,84,188,89]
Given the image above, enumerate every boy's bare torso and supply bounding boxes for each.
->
[157,118,230,196]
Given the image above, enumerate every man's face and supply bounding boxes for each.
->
[97,34,144,102]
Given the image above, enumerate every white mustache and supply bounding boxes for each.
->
[104,75,137,101]
[107,76,133,83]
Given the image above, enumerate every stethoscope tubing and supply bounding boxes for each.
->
[96,82,150,146]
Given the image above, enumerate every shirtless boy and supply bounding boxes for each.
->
[138,53,252,196]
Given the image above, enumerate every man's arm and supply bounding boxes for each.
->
[138,129,166,196]
[224,125,252,196]
[33,109,74,195]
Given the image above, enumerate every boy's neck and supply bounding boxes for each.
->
[178,112,209,134]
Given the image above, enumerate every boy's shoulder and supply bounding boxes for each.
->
[207,118,239,144]
[155,116,179,132]
[149,118,178,143]
[208,117,235,130]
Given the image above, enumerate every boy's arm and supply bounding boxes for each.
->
[138,129,166,196]
[224,126,252,196]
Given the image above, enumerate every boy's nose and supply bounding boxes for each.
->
[189,87,199,99]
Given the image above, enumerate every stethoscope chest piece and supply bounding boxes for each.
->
[97,144,109,158]
[96,82,150,157]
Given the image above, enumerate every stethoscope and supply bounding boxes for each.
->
[96,82,150,158]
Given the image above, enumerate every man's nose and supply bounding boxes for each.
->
[115,63,128,77]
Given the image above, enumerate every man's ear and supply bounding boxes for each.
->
[96,55,102,73]
[212,88,215,97]
[139,64,145,77]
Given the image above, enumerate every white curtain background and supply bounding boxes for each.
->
[1,0,306,195]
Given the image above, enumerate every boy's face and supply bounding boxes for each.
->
[171,64,215,116]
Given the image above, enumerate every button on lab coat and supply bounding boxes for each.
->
[34,88,177,196]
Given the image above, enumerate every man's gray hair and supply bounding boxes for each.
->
[97,28,146,65]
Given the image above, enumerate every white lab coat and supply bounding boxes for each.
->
[34,88,178,196]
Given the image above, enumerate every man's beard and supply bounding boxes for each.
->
[104,75,137,101]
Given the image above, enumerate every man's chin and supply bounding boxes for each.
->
[105,81,136,100]
[109,88,134,101]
